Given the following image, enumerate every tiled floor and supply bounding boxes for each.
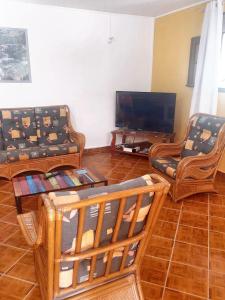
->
[0,152,225,300]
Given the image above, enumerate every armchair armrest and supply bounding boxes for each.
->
[70,130,86,156]
[149,142,184,158]
[17,211,42,248]
[176,149,221,180]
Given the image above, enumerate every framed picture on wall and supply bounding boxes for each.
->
[0,27,31,82]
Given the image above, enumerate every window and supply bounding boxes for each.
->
[187,14,225,89]
[186,36,200,87]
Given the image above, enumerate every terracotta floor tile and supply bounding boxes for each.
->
[141,281,163,300]
[163,289,206,300]
[209,194,225,206]
[210,249,225,273]
[140,256,169,286]
[113,160,136,168]
[210,217,225,233]
[182,200,208,215]
[25,286,41,300]
[0,221,18,242]
[106,170,130,180]
[210,204,225,219]
[176,225,208,247]
[3,230,31,250]
[1,209,18,225]
[163,196,182,210]
[0,205,15,219]
[209,271,225,300]
[146,236,174,260]
[210,231,225,251]
[172,242,208,268]
[166,262,208,298]
[0,275,33,299]
[158,207,180,223]
[0,180,14,193]
[185,193,209,204]
[0,192,15,207]
[107,178,121,185]
[0,245,25,273]
[153,220,177,240]
[133,166,151,174]
[7,252,36,283]
[0,292,20,299]
[180,211,208,229]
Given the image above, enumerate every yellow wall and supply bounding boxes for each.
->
[151,4,225,172]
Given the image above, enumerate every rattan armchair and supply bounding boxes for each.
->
[149,113,225,202]
[17,174,169,300]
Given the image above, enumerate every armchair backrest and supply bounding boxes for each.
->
[181,113,225,158]
[39,174,169,300]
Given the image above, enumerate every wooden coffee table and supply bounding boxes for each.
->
[12,168,108,214]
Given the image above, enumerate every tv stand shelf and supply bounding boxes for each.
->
[110,129,175,157]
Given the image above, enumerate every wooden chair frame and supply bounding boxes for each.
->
[0,105,85,179]
[18,174,170,300]
[149,113,225,202]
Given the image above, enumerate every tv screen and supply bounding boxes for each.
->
[115,91,176,133]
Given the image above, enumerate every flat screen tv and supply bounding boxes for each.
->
[115,91,176,133]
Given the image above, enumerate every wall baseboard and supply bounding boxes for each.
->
[84,146,111,155]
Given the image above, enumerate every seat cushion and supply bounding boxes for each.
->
[151,157,181,179]
[48,174,154,288]
[6,142,79,163]
[35,106,72,146]
[1,108,38,150]
[0,151,7,164]
[181,115,225,158]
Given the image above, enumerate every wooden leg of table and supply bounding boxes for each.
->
[15,197,22,214]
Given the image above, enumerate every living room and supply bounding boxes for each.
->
[0,0,225,299]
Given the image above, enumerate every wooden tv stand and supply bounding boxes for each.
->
[111,129,175,157]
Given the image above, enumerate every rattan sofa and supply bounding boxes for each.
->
[17,173,170,300]
[0,105,85,179]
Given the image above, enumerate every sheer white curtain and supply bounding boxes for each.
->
[190,0,223,116]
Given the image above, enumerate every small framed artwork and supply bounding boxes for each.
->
[0,27,31,82]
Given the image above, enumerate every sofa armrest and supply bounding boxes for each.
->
[70,130,86,156]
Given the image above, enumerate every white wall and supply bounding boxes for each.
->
[0,1,154,148]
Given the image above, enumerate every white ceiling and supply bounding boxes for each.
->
[13,0,205,17]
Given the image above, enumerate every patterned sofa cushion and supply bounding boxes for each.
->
[1,108,38,150]
[6,142,79,163]
[151,157,181,179]
[48,174,154,288]
[35,106,71,146]
[181,115,225,158]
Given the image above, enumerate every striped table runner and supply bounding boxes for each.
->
[12,168,102,197]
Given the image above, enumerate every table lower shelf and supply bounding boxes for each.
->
[112,149,148,157]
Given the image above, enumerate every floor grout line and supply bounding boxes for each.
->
[4,273,36,285]
[163,287,207,300]
[23,284,36,299]
[161,201,184,300]
[0,241,31,251]
[2,249,30,275]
